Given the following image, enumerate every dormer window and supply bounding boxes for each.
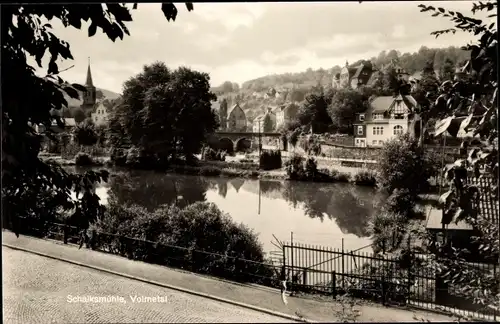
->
[372,113,384,120]
[359,114,365,122]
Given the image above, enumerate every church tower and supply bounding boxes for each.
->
[81,58,96,112]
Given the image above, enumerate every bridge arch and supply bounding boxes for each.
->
[218,137,234,154]
[235,138,251,152]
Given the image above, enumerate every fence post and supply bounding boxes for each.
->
[407,235,412,305]
[341,238,345,289]
[290,232,294,294]
[302,269,307,287]
[382,274,386,306]
[332,271,336,298]
[494,264,497,322]
[63,224,68,244]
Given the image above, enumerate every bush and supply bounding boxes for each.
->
[368,211,408,254]
[376,133,436,195]
[90,201,274,284]
[284,153,304,180]
[73,120,98,146]
[304,157,318,179]
[259,150,282,170]
[353,170,377,187]
[326,169,351,182]
[202,147,226,161]
[382,188,418,219]
[110,147,127,166]
[75,152,93,166]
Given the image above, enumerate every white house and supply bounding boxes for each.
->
[353,94,419,147]
[91,101,109,126]
[276,102,299,130]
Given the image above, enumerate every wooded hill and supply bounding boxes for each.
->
[213,46,470,122]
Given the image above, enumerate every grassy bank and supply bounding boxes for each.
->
[40,152,378,187]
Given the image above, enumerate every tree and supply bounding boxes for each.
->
[297,88,333,133]
[289,88,307,102]
[328,89,369,134]
[417,1,498,311]
[439,58,455,81]
[263,114,273,132]
[73,119,98,146]
[110,62,217,163]
[1,3,193,236]
[73,108,86,123]
[376,133,437,200]
[220,81,234,93]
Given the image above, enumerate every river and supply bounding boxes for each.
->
[67,167,388,254]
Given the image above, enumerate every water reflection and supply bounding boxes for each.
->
[108,170,211,211]
[69,167,381,251]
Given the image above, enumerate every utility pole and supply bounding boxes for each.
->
[258,119,262,165]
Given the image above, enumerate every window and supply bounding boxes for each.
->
[378,140,383,145]
[372,113,384,120]
[372,140,377,145]
[357,126,363,135]
[393,125,404,135]
[359,114,365,122]
[373,126,384,135]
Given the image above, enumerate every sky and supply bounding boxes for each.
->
[36,1,495,94]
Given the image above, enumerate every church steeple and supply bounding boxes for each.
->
[85,57,94,87]
[81,57,97,112]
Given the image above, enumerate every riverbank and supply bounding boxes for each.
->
[39,153,378,187]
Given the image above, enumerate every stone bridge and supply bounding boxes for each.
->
[207,131,285,153]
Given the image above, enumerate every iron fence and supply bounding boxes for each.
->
[283,241,499,321]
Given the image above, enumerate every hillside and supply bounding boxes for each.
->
[213,46,470,122]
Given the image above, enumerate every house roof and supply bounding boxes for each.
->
[363,95,418,120]
[228,103,243,115]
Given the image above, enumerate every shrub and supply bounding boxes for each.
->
[110,147,127,166]
[75,152,93,166]
[376,133,436,196]
[259,150,282,170]
[327,169,351,182]
[382,188,418,219]
[126,146,140,166]
[368,211,408,254]
[90,201,274,284]
[353,170,377,187]
[202,146,226,161]
[284,153,304,180]
[73,120,98,146]
[304,157,318,179]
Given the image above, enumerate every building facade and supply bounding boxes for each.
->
[334,61,375,89]
[227,103,247,132]
[91,101,109,126]
[353,94,419,147]
[276,102,299,129]
[253,107,276,133]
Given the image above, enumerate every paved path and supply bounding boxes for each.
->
[3,232,457,322]
[3,247,291,324]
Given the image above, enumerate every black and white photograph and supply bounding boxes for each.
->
[2,1,499,323]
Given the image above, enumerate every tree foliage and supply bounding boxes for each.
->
[328,89,370,134]
[1,3,193,235]
[376,133,437,199]
[417,1,498,310]
[108,62,218,164]
[73,119,98,146]
[297,88,333,134]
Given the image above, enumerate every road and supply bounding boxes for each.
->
[2,247,292,323]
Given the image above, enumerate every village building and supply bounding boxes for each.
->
[227,103,247,132]
[253,107,276,133]
[275,102,299,129]
[91,101,109,126]
[334,60,375,89]
[353,94,419,147]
